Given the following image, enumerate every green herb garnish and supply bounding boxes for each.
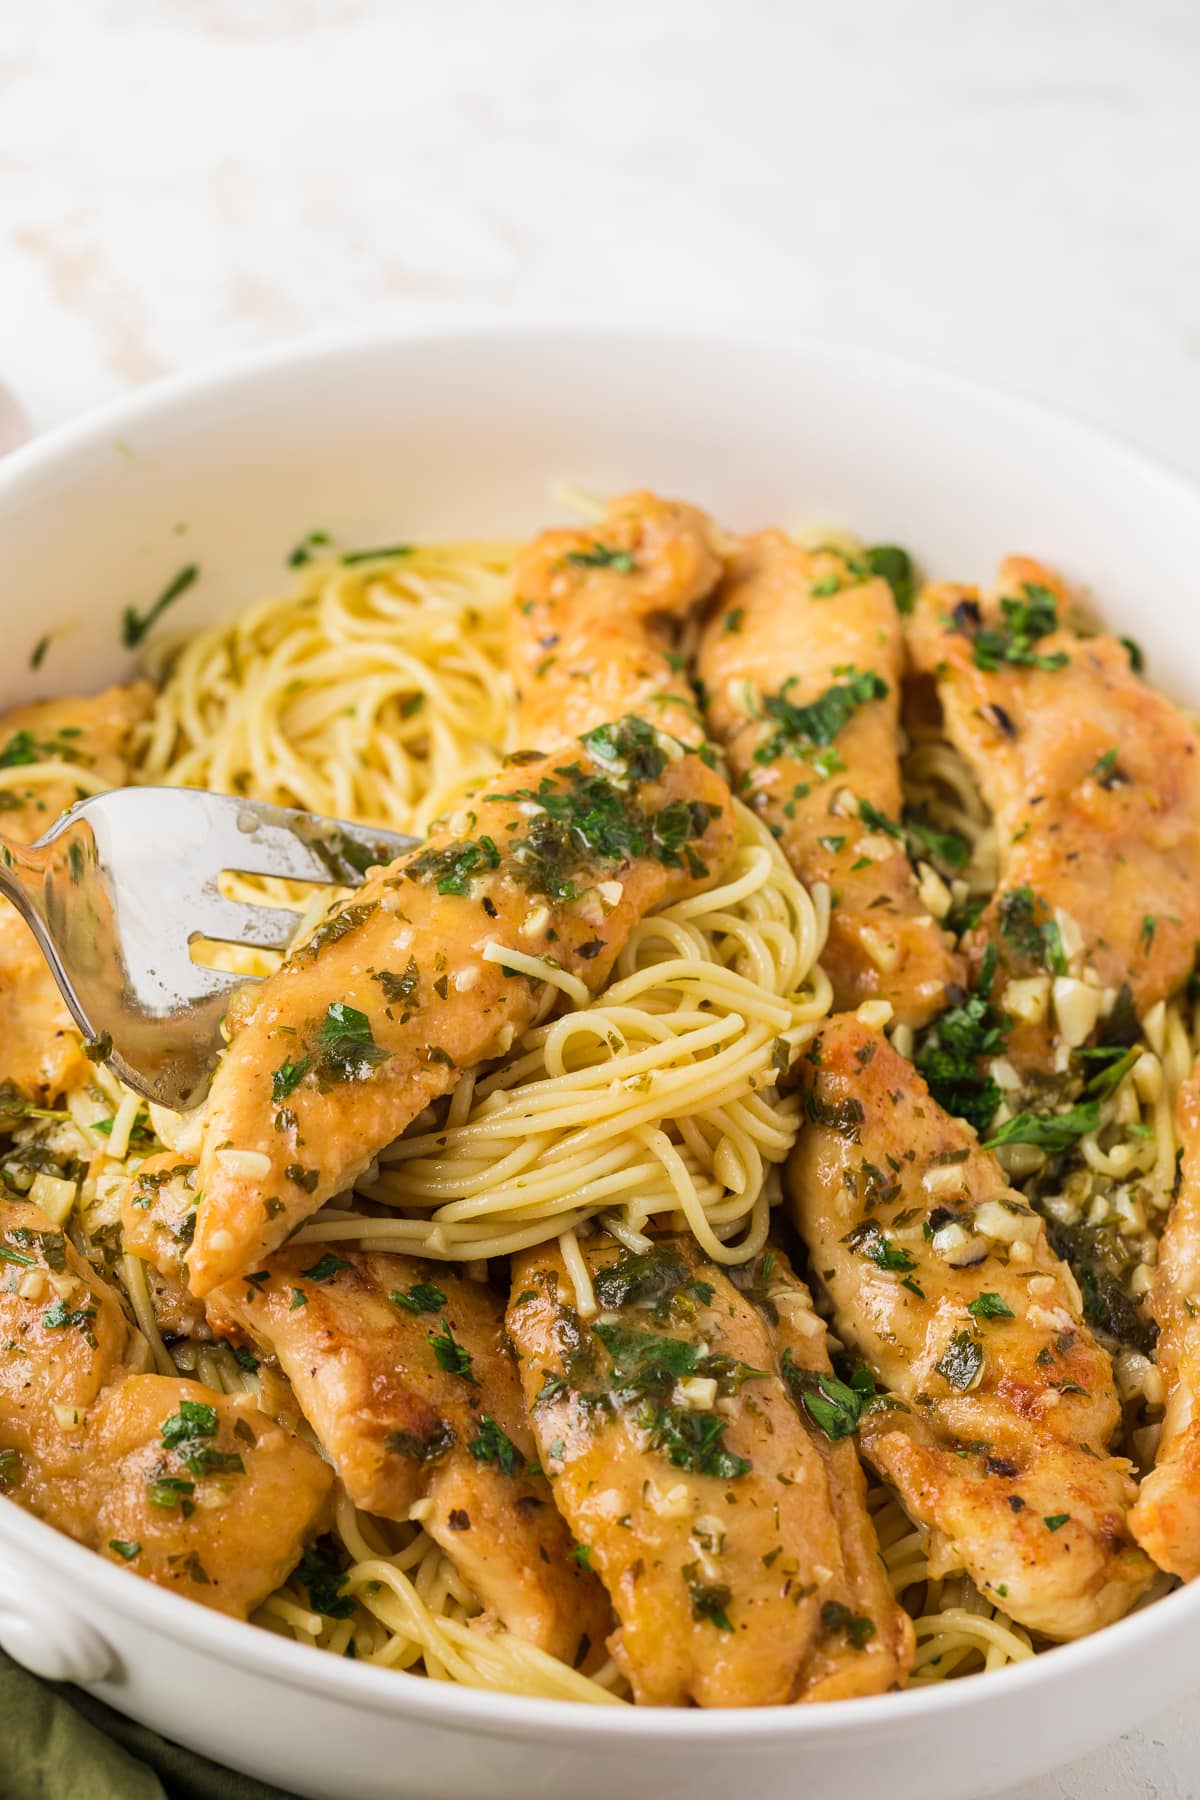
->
[983,1101,1099,1152]
[968,1293,1014,1321]
[122,564,198,648]
[467,1415,524,1476]
[934,1330,984,1391]
[392,1281,448,1315]
[428,1318,477,1384]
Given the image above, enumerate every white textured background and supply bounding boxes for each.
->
[3,1,1200,1794]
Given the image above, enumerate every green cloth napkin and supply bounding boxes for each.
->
[0,1650,299,1800]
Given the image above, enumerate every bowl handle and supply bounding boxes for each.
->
[0,1549,115,1683]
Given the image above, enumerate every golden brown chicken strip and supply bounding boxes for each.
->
[907,558,1200,1063]
[748,1243,914,1699]
[208,1247,609,1664]
[509,492,723,750]
[119,1152,210,1338]
[0,1195,142,1470]
[507,1233,908,1707]
[54,1376,333,1618]
[0,1198,331,1618]
[1130,1060,1200,1577]
[0,682,153,1101]
[788,1016,1153,1639]
[696,534,962,1030]
[189,720,735,1296]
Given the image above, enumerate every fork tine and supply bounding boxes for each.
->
[211,798,417,883]
[192,897,303,950]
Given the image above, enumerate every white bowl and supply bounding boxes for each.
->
[1,324,1198,1800]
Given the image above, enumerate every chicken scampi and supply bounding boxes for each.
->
[0,1197,331,1617]
[4,499,1199,1706]
[208,1245,611,1664]
[506,1233,911,1706]
[697,533,962,1030]
[907,557,1200,1068]
[788,1017,1153,1639]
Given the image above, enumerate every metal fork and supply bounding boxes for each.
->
[0,789,417,1111]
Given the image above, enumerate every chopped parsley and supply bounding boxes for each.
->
[122,564,199,648]
[299,1253,351,1282]
[108,1539,141,1561]
[865,544,914,613]
[564,543,637,573]
[42,1298,97,1344]
[406,836,501,897]
[902,813,970,870]
[298,1540,356,1618]
[287,529,331,567]
[997,885,1064,972]
[391,1281,448,1315]
[957,583,1068,674]
[373,959,420,1005]
[842,1219,917,1273]
[147,1476,196,1512]
[968,1293,1015,1321]
[160,1399,245,1479]
[754,669,889,767]
[272,1001,389,1099]
[1141,914,1157,955]
[983,1101,1099,1152]
[467,1415,524,1476]
[340,543,413,565]
[1044,1513,1071,1532]
[934,1331,984,1391]
[685,1570,734,1632]
[591,1247,714,1322]
[271,1060,309,1102]
[647,1406,750,1480]
[428,1317,477,1384]
[1081,1045,1140,1102]
[915,944,1007,1131]
[781,1352,861,1440]
[294,901,376,963]
[820,1600,877,1649]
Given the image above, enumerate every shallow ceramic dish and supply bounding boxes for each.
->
[0,324,1198,1800]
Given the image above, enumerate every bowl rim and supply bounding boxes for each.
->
[1,315,1198,1742]
[4,1488,1197,1741]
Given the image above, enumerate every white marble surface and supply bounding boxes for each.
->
[3,1,1200,1793]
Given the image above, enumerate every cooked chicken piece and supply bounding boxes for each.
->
[0,682,153,1101]
[0,1195,142,1469]
[119,1152,209,1338]
[0,1199,331,1617]
[507,1232,907,1707]
[907,558,1200,1061]
[0,682,154,843]
[697,534,962,1029]
[208,1248,609,1664]
[764,1245,914,1697]
[788,1015,1153,1639]
[189,721,734,1296]
[1131,1060,1200,1577]
[509,491,724,749]
[49,1376,333,1619]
